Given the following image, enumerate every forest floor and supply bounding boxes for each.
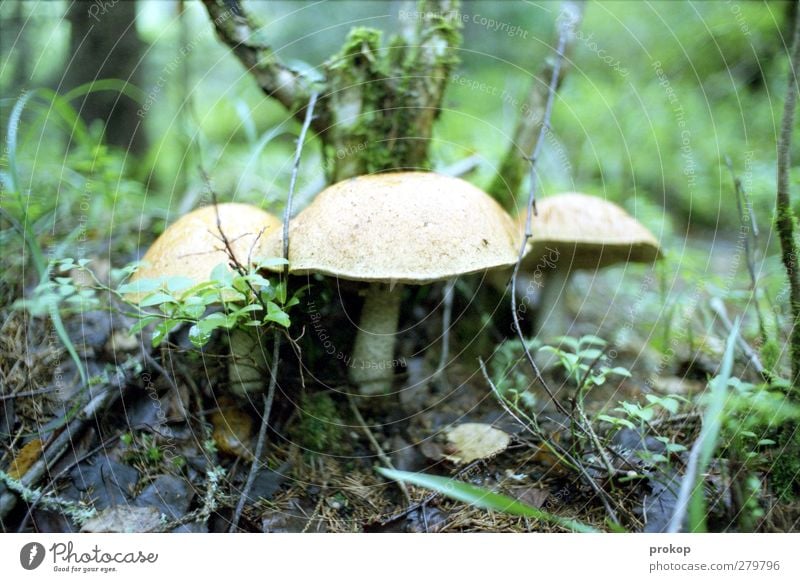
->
[1,235,798,533]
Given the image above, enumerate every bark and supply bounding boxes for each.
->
[65,0,147,154]
[202,0,461,182]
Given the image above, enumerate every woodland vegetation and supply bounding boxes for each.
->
[1,0,799,533]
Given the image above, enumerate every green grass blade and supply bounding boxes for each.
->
[377,468,599,532]
[687,318,739,532]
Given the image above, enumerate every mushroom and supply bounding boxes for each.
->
[127,203,282,396]
[262,172,520,394]
[517,192,661,338]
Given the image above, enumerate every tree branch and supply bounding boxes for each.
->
[776,6,800,389]
[201,0,328,134]
[489,1,584,208]
[401,0,462,167]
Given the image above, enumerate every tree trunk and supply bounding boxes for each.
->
[65,0,147,154]
[203,0,461,182]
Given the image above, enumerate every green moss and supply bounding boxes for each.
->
[290,392,346,454]
[771,425,800,501]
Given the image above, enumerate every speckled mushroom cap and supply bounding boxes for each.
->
[519,193,661,270]
[261,172,520,284]
[128,203,281,301]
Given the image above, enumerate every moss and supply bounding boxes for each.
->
[324,12,461,179]
[290,392,346,454]
[771,424,800,500]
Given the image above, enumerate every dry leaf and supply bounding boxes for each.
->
[7,439,43,480]
[443,423,510,464]
[211,396,254,459]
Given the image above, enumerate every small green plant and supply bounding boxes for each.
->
[490,338,541,413]
[118,257,301,348]
[538,335,632,388]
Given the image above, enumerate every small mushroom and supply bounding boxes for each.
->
[263,172,519,394]
[127,203,282,396]
[518,192,661,338]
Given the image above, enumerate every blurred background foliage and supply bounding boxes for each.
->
[0,1,798,357]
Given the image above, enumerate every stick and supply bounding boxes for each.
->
[228,92,319,532]
[510,3,581,419]
[0,358,139,523]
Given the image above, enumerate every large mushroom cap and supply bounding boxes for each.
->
[128,203,281,301]
[519,193,662,271]
[262,172,520,284]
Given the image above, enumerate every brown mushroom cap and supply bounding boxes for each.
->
[128,203,281,301]
[519,193,661,271]
[261,172,520,284]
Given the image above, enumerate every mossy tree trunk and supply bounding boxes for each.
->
[202,0,461,182]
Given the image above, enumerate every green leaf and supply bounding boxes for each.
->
[688,319,739,533]
[118,278,162,295]
[254,257,289,269]
[597,414,635,430]
[152,319,181,347]
[139,292,175,307]
[377,469,599,533]
[130,316,159,335]
[188,324,213,348]
[265,301,290,327]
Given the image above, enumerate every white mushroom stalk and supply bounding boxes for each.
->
[349,282,404,394]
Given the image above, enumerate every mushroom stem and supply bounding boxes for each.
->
[534,269,573,341]
[228,327,268,397]
[349,282,404,394]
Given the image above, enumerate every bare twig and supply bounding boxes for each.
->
[509,3,581,419]
[283,92,319,277]
[488,1,584,206]
[229,92,319,532]
[775,7,800,388]
[725,154,767,343]
[348,395,411,504]
[709,297,767,379]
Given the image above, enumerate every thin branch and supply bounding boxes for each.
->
[725,154,766,344]
[489,1,585,207]
[201,0,327,134]
[509,3,581,419]
[709,297,767,380]
[283,91,319,277]
[229,92,319,532]
[776,6,800,388]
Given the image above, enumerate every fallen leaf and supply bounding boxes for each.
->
[510,486,550,508]
[7,439,43,480]
[81,506,162,533]
[443,423,510,464]
[211,396,254,459]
